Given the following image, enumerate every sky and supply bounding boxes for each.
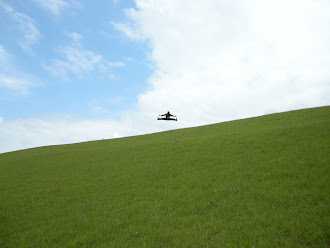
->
[0,0,329,154]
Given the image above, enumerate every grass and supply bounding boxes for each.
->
[0,106,329,247]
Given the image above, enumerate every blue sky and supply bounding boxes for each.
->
[0,0,329,153]
[0,0,151,119]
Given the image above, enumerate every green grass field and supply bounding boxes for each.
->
[0,106,329,247]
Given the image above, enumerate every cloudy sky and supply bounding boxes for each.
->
[0,0,329,153]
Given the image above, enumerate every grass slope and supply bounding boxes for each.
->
[0,106,329,247]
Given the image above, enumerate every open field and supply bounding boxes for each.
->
[0,106,329,247]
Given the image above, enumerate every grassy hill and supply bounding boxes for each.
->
[0,106,329,247]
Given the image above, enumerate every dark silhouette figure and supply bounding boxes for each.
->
[158,111,177,121]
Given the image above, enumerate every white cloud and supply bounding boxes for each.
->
[0,45,9,64]
[32,0,69,16]
[15,13,41,52]
[113,132,120,138]
[0,116,141,153]
[0,44,40,94]
[111,21,143,40]
[44,33,125,80]
[68,32,82,44]
[116,0,330,126]
[111,7,145,40]
[0,1,41,52]
[0,108,180,153]
[0,74,35,95]
[112,0,120,5]
[45,47,102,79]
[107,61,125,67]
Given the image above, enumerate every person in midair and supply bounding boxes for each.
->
[158,111,177,121]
